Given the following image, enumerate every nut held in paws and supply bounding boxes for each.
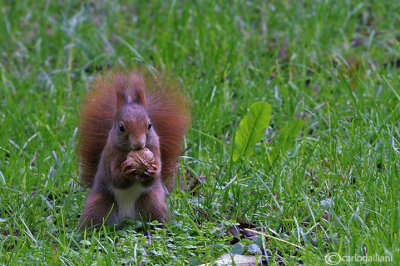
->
[126,148,155,174]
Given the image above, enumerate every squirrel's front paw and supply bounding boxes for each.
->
[138,163,159,186]
[144,163,158,177]
[121,160,137,176]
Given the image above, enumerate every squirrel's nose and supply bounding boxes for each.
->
[129,135,146,150]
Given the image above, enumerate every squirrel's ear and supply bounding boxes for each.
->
[131,88,146,106]
[116,88,132,110]
[129,74,146,106]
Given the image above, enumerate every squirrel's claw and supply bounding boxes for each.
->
[121,159,139,174]
[144,170,154,176]
[121,160,137,176]
[144,163,158,176]
[150,163,159,172]
[125,168,136,175]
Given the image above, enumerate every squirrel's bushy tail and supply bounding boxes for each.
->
[145,74,190,190]
[77,71,190,190]
[78,74,116,187]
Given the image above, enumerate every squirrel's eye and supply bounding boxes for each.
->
[147,121,152,130]
[119,123,126,132]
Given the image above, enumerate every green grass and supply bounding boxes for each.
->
[1,0,400,264]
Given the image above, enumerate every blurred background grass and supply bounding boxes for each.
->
[0,0,399,264]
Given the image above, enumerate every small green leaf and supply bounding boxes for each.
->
[230,243,245,255]
[189,256,203,266]
[247,243,262,255]
[233,101,272,162]
[268,119,304,166]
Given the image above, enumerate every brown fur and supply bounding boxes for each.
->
[136,183,169,222]
[144,75,190,190]
[77,70,190,229]
[78,71,190,190]
[80,191,116,229]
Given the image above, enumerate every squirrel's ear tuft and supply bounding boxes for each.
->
[114,74,132,110]
[116,88,132,110]
[129,74,146,106]
[132,88,146,106]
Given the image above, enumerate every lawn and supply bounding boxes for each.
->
[1,0,400,264]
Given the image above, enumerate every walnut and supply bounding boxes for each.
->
[126,148,154,174]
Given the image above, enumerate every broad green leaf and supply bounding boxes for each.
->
[233,101,272,162]
[268,119,304,166]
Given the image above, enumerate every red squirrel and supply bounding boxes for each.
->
[77,71,190,229]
